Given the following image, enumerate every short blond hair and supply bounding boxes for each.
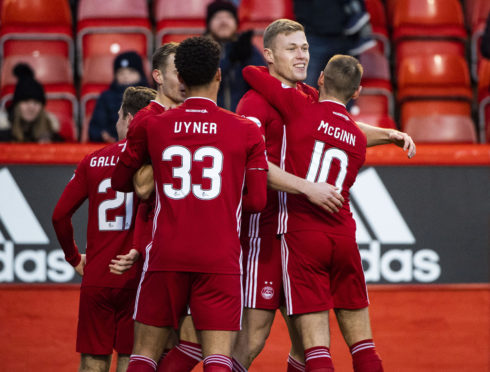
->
[263,19,304,49]
[323,55,363,102]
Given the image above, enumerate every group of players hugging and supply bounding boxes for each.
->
[52,18,415,372]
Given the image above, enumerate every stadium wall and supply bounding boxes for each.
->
[0,144,489,371]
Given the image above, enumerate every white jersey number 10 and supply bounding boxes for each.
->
[305,141,348,193]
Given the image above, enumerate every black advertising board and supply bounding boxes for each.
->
[0,165,488,284]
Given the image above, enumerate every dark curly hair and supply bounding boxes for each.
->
[174,36,221,87]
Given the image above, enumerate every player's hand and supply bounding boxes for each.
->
[389,130,416,159]
[75,254,86,276]
[303,182,344,213]
[109,249,140,275]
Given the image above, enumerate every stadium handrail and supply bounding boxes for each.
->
[0,144,489,165]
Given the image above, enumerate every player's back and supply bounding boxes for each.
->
[285,100,367,237]
[83,142,140,287]
[144,97,266,274]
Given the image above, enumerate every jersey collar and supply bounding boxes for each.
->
[319,99,346,108]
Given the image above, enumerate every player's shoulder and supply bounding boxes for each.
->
[89,141,124,159]
[297,82,319,101]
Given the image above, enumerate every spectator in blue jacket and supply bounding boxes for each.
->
[205,0,265,111]
[89,51,148,142]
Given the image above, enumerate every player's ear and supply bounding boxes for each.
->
[215,67,222,82]
[317,71,325,88]
[263,48,274,64]
[126,113,134,124]
[152,69,163,85]
[352,85,362,100]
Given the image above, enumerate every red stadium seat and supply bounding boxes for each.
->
[358,50,394,118]
[365,0,390,56]
[238,0,294,32]
[395,40,465,77]
[397,54,473,103]
[80,92,100,143]
[392,0,466,43]
[400,100,472,130]
[404,115,477,143]
[0,0,73,63]
[154,0,213,47]
[350,95,397,129]
[77,0,152,75]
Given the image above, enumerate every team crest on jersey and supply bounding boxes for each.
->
[261,283,274,300]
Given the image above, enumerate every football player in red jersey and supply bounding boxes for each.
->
[233,19,414,372]
[243,55,385,371]
[52,86,157,372]
[112,36,268,372]
[110,43,205,369]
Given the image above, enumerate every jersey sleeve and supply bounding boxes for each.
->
[242,65,308,121]
[52,157,89,267]
[236,92,269,137]
[112,118,149,192]
[245,121,268,171]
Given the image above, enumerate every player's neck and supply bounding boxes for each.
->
[185,86,218,103]
[319,92,348,106]
[156,92,180,109]
[268,68,296,88]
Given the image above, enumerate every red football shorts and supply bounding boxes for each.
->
[134,271,242,331]
[77,286,136,355]
[241,234,283,310]
[281,231,369,315]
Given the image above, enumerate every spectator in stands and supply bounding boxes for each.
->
[294,0,375,87]
[205,0,265,111]
[89,51,148,142]
[0,63,63,143]
[481,13,490,60]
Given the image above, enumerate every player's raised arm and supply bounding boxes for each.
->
[52,158,89,271]
[242,65,306,121]
[112,119,149,192]
[356,121,416,158]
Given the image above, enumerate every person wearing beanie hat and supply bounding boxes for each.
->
[0,63,63,143]
[89,51,149,142]
[205,0,265,111]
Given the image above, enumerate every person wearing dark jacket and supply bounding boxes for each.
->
[88,51,148,142]
[205,0,265,111]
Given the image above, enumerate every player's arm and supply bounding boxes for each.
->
[243,169,268,212]
[112,119,149,192]
[356,122,416,158]
[242,65,305,120]
[133,164,155,200]
[51,159,89,275]
[243,122,269,212]
[267,162,344,213]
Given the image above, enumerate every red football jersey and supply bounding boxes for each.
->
[52,141,140,288]
[114,97,268,274]
[243,66,367,237]
[237,83,318,237]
